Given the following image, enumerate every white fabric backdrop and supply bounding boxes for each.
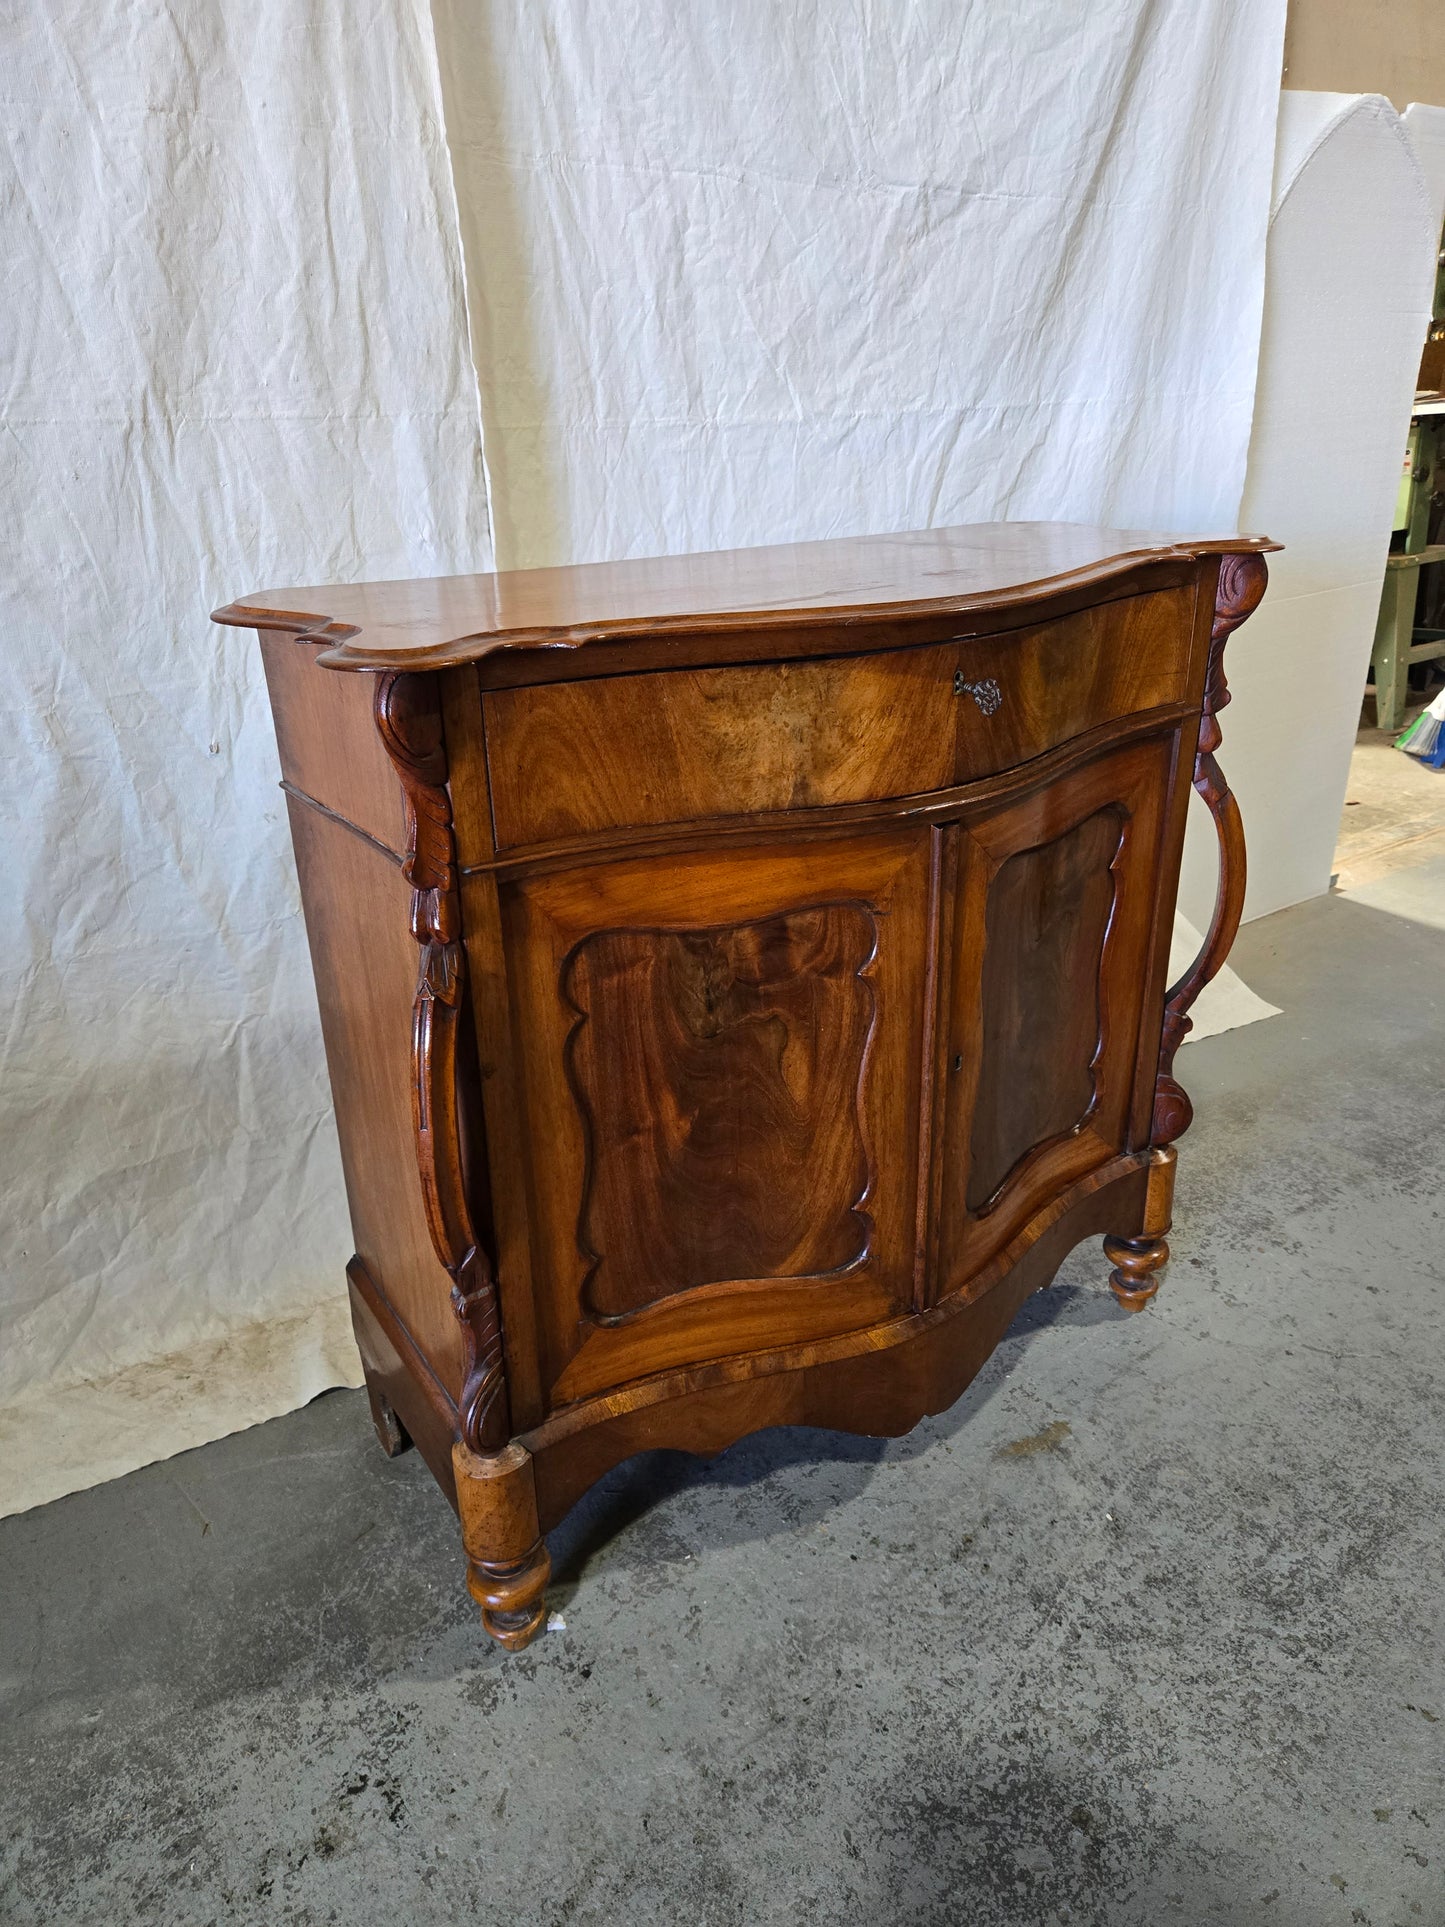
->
[1,1,490,1504]
[434,0,1288,568]
[2,0,1287,1513]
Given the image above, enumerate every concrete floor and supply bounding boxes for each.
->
[4,887,1444,1927]
[1336,707,1445,895]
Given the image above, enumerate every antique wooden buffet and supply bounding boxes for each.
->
[214,523,1273,1650]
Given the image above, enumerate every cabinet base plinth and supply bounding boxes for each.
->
[364,1376,412,1459]
[365,1157,1184,1640]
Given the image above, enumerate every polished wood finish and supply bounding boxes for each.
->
[1152,551,1267,1146]
[259,634,405,855]
[220,523,1273,1649]
[1104,1144,1176,1311]
[216,521,1264,679]
[372,672,509,1455]
[347,1258,458,1499]
[950,586,1192,784]
[454,1441,550,1651]
[565,905,877,1311]
[934,736,1171,1294]
[525,1159,1147,1527]
[484,646,959,847]
[286,803,464,1386]
[481,587,1194,850]
[501,830,931,1408]
[966,808,1123,1213]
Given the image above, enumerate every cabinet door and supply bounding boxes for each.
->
[501,828,934,1410]
[934,735,1174,1296]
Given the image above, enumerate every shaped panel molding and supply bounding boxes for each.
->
[966,807,1125,1213]
[934,735,1172,1298]
[562,903,879,1323]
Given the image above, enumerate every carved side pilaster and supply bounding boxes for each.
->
[1152,553,1268,1145]
[374,672,509,1454]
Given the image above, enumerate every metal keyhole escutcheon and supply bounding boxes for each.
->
[954,671,1003,715]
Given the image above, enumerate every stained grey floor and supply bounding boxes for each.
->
[3,888,1443,1927]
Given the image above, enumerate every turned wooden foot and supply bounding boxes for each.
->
[364,1376,412,1458]
[1104,1232,1169,1310]
[453,1439,550,1651]
[1105,1145,1175,1311]
[466,1542,551,1651]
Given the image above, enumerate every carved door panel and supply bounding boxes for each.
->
[501,829,934,1411]
[934,735,1174,1298]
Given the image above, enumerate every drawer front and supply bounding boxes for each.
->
[483,586,1194,849]
[484,644,959,849]
[951,585,1193,782]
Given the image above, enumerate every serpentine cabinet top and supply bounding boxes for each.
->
[212,522,1278,682]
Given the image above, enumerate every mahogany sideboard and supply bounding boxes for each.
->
[214,522,1274,1651]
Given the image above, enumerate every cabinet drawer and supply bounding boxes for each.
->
[484,645,958,848]
[482,586,1195,849]
[950,585,1194,783]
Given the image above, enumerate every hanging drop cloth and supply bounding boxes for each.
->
[0,0,490,1518]
[432,0,1288,568]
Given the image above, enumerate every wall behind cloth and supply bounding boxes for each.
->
[2,1,1288,1512]
[1284,0,1445,112]
[0,0,491,1507]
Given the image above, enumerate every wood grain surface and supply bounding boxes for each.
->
[563,903,878,1320]
[522,1156,1149,1531]
[501,829,933,1410]
[933,733,1172,1294]
[483,645,959,846]
[286,800,464,1392]
[215,522,1275,678]
[951,586,1192,781]
[230,525,1271,1647]
[965,807,1124,1213]
[259,632,405,854]
[480,585,1194,848]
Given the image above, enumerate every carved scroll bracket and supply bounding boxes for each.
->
[1153,552,1268,1146]
[374,672,509,1454]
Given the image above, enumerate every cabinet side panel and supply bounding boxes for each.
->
[260,632,405,853]
[285,795,464,1395]
[1126,567,1215,1147]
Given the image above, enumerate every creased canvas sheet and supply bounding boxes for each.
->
[433,0,1288,570]
[0,0,490,1515]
